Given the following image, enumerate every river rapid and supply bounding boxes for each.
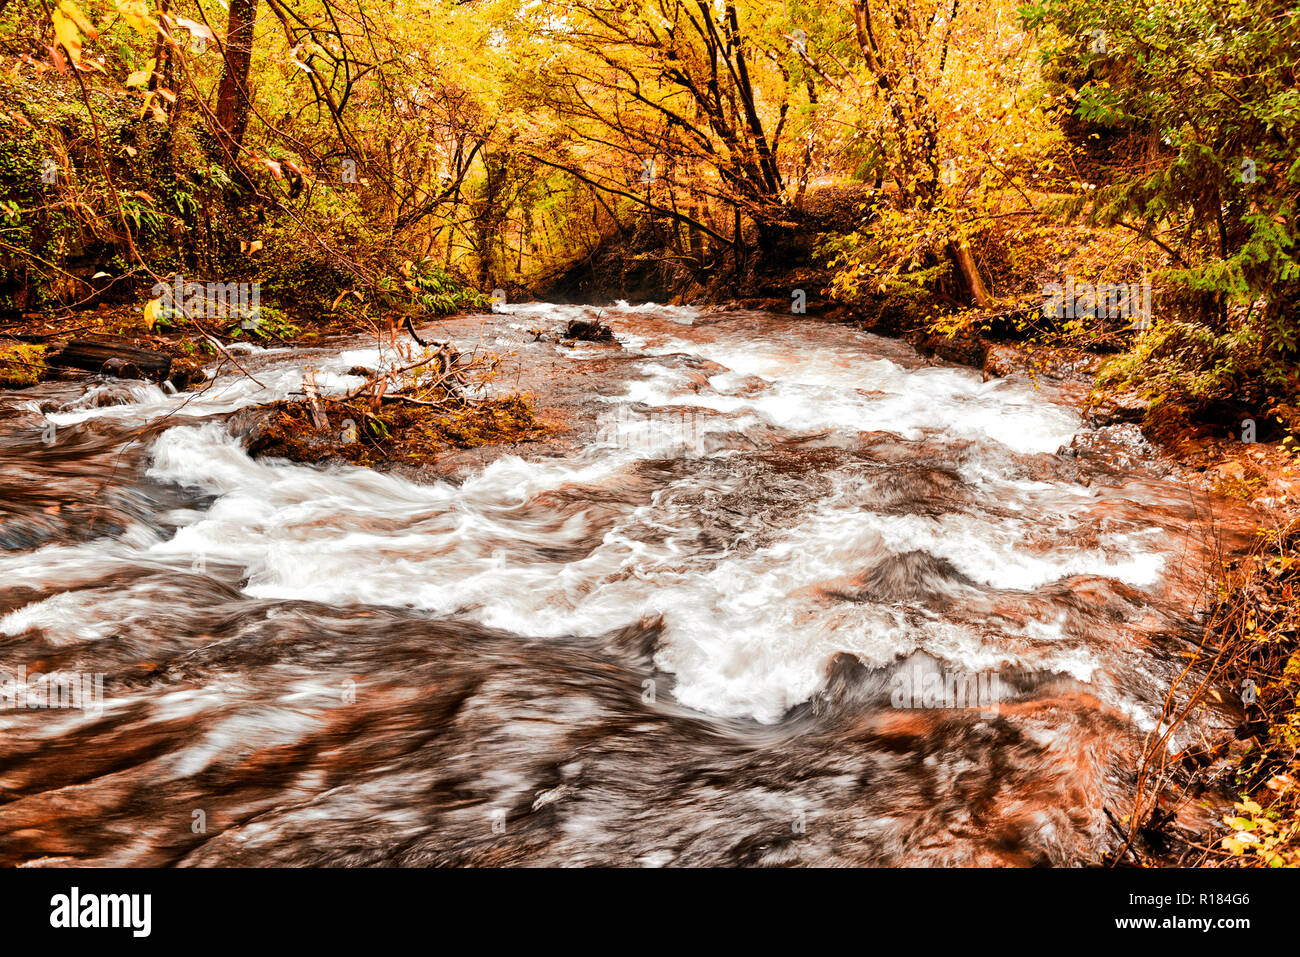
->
[0,303,1247,866]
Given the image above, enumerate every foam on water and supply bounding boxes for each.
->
[620,332,1081,455]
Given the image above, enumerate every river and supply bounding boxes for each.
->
[0,302,1244,865]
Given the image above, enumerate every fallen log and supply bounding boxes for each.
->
[301,368,330,431]
[45,340,172,381]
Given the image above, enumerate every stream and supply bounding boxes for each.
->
[0,303,1245,866]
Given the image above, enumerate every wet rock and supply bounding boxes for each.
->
[808,652,882,715]
[731,297,793,313]
[1087,391,1147,427]
[816,303,857,323]
[830,550,976,605]
[916,333,986,368]
[1059,423,1164,473]
[236,403,341,463]
[99,357,143,379]
[661,356,730,393]
[166,357,208,391]
[982,343,1027,379]
[225,405,279,448]
[81,383,148,407]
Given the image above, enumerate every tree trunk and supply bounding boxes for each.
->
[948,238,992,309]
[147,0,171,96]
[214,0,259,153]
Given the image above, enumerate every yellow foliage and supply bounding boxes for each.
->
[115,0,156,35]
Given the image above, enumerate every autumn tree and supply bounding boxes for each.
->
[214,0,259,152]
[494,0,831,272]
[1025,0,1300,414]
[823,0,1061,308]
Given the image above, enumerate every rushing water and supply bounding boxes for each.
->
[0,303,1244,866]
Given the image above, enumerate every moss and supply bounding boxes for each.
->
[0,341,46,388]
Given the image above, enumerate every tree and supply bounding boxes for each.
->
[496,0,828,270]
[214,0,260,152]
[827,0,1060,308]
[1025,0,1300,406]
